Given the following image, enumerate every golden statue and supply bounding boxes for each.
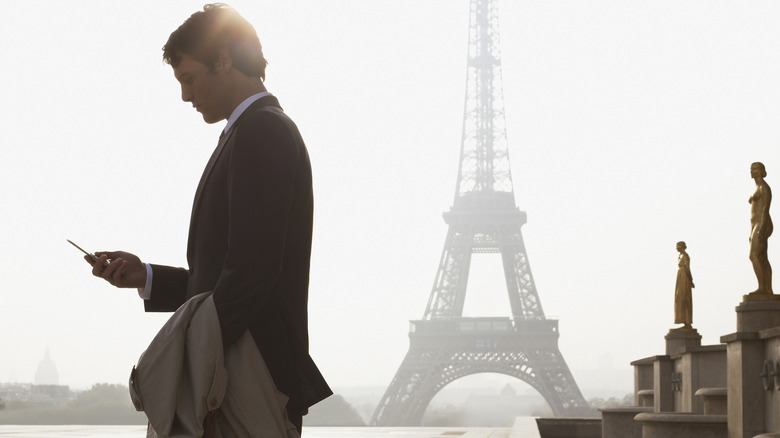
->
[749,162,773,295]
[674,241,695,330]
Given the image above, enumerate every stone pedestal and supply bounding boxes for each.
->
[631,356,655,406]
[695,387,727,415]
[721,332,764,438]
[675,345,727,414]
[600,406,651,438]
[736,300,780,333]
[654,355,674,412]
[760,326,780,434]
[666,329,702,355]
[637,389,654,407]
[634,412,727,438]
[724,299,780,438]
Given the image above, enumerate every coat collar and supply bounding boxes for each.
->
[224,94,281,134]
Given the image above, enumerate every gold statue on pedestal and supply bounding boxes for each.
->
[748,162,773,297]
[674,241,695,330]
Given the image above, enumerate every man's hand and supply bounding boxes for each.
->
[86,251,146,289]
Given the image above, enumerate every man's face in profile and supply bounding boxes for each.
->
[173,53,228,124]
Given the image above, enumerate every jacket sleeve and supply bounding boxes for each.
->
[212,111,301,349]
[144,264,190,312]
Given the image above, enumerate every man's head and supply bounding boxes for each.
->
[164,4,268,123]
[163,4,267,79]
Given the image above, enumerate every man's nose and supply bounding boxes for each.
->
[181,86,192,102]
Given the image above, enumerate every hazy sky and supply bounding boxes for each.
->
[1,0,779,401]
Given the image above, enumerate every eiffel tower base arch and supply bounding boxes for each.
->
[370,318,592,426]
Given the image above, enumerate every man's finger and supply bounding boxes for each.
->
[101,258,124,283]
[91,254,109,277]
[110,259,128,285]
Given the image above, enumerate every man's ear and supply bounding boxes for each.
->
[214,49,232,73]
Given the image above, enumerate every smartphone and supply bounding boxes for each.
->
[67,239,108,265]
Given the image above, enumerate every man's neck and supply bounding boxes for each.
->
[225,78,267,117]
[223,90,273,134]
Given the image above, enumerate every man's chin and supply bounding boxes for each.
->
[201,113,222,124]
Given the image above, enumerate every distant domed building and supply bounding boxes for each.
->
[29,348,70,405]
[34,348,59,385]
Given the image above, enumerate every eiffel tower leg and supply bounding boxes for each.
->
[370,347,433,426]
[371,345,483,426]
[526,347,592,416]
[424,225,473,319]
[500,226,544,319]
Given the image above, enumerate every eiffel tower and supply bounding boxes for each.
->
[370,0,590,426]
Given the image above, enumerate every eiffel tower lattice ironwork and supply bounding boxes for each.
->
[370,0,590,426]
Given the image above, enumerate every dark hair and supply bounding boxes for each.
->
[163,3,267,80]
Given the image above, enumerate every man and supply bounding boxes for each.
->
[749,161,773,295]
[86,4,331,432]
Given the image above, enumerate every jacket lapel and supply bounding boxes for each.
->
[186,95,283,257]
[189,127,234,228]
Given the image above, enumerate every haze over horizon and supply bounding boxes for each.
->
[1,0,779,403]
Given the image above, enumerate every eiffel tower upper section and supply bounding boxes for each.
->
[454,0,515,211]
[422,0,545,322]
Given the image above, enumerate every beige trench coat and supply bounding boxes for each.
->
[129,292,299,438]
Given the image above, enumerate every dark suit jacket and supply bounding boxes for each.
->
[144,95,331,415]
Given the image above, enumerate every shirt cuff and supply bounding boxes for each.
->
[137,263,153,300]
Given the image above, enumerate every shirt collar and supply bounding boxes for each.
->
[223,91,272,134]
